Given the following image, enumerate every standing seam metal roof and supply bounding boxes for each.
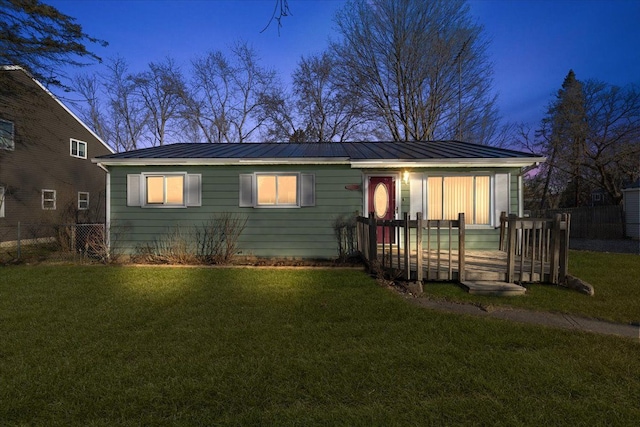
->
[96,141,541,161]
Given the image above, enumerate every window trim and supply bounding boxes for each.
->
[70,138,87,159]
[0,119,15,151]
[78,192,90,210]
[42,189,56,210]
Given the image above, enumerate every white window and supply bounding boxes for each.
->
[239,173,315,208]
[78,192,89,210]
[0,119,14,150]
[126,173,201,208]
[42,189,56,210]
[70,139,87,159]
[0,186,5,218]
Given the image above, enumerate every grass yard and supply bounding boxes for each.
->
[1,265,639,426]
[422,251,640,324]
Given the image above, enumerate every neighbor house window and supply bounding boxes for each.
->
[126,173,201,208]
[0,186,5,218]
[70,139,87,159]
[42,189,56,210]
[0,119,14,150]
[239,173,315,208]
[78,192,89,210]
[427,176,490,225]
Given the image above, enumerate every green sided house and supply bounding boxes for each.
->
[93,141,544,259]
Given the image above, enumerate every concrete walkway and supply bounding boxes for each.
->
[406,296,640,340]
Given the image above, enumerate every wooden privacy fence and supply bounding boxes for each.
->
[499,212,571,284]
[356,212,465,282]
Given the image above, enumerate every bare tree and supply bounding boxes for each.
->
[531,74,640,207]
[181,41,277,143]
[292,52,370,142]
[331,0,499,143]
[132,57,185,146]
[582,80,640,204]
[72,72,111,144]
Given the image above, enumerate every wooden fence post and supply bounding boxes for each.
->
[506,214,517,283]
[550,213,562,284]
[559,213,571,283]
[368,212,377,265]
[416,213,423,282]
[458,213,465,282]
[403,212,410,280]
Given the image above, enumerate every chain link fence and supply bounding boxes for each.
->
[0,223,107,263]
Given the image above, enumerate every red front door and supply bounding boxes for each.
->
[368,176,396,244]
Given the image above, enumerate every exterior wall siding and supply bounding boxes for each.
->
[108,164,363,258]
[109,164,525,257]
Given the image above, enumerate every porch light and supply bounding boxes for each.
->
[403,170,410,184]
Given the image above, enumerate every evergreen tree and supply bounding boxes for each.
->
[538,70,588,208]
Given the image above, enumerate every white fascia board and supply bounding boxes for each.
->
[4,65,115,154]
[350,157,546,169]
[93,157,352,167]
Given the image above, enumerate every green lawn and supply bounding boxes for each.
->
[423,251,640,324]
[1,265,639,426]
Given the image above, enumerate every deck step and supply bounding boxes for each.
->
[461,281,527,296]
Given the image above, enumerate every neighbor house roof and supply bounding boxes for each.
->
[94,141,544,168]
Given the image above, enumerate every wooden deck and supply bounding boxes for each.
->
[379,249,550,282]
[377,249,553,296]
[358,212,570,296]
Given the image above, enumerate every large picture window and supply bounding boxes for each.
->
[0,119,14,150]
[427,176,490,225]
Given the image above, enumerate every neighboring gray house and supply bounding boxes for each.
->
[94,141,544,259]
[0,66,114,243]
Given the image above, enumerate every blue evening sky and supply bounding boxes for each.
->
[48,0,640,128]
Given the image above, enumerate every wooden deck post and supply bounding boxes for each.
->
[403,212,410,280]
[368,212,377,265]
[506,214,517,283]
[416,213,423,282]
[458,213,465,282]
[499,211,507,251]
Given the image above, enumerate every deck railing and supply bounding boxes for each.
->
[356,212,465,282]
[499,212,571,284]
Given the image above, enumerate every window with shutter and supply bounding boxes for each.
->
[239,173,315,208]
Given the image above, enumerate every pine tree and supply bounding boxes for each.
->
[538,70,588,208]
